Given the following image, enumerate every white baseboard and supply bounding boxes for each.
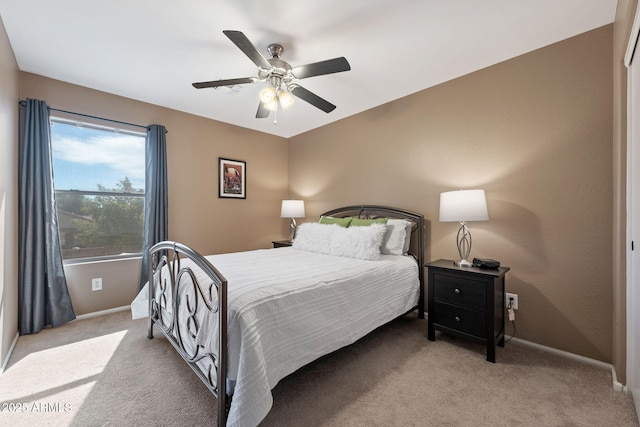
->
[74,305,130,321]
[510,336,627,393]
[0,332,19,376]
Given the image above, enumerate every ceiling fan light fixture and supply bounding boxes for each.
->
[264,99,279,112]
[278,90,294,109]
[259,86,276,104]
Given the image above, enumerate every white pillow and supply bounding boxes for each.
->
[292,222,337,255]
[293,222,387,261]
[381,219,413,255]
[330,223,387,261]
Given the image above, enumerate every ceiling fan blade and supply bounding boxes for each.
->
[223,30,271,69]
[256,101,270,118]
[290,85,336,113]
[192,77,255,89]
[292,57,351,79]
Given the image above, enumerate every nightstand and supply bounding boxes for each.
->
[426,259,510,363]
[272,240,292,248]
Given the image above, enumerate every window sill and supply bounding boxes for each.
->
[63,254,142,266]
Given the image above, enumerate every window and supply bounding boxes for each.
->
[50,118,146,261]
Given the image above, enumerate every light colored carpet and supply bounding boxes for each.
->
[0,310,637,427]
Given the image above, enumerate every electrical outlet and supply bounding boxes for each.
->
[91,277,102,291]
[506,292,518,310]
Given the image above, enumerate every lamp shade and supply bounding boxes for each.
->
[280,200,305,218]
[439,190,489,222]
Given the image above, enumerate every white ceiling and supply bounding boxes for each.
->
[0,0,617,138]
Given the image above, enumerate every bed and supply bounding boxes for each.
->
[136,205,425,427]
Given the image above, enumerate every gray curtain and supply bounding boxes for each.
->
[139,124,168,289]
[18,98,75,335]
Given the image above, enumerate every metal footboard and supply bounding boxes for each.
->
[146,241,229,427]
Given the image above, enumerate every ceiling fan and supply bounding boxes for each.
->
[192,30,351,120]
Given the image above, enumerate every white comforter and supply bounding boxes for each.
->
[132,247,419,427]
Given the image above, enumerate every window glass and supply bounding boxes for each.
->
[50,119,146,261]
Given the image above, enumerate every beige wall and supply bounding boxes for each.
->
[290,26,614,363]
[19,74,290,315]
[0,16,19,368]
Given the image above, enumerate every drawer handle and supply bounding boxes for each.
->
[455,316,461,322]
[454,288,461,294]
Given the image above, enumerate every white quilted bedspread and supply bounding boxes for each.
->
[132,247,419,427]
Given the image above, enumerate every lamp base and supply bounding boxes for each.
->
[454,222,473,267]
[454,259,474,267]
[289,218,297,241]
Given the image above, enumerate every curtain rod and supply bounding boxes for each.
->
[18,100,167,133]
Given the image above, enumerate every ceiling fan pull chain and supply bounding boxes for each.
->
[273,99,278,124]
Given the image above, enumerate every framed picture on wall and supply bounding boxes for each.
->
[218,157,246,199]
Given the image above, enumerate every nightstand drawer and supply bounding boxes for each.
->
[432,301,486,338]
[433,273,486,309]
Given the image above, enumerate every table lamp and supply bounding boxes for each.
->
[281,200,305,240]
[439,189,489,267]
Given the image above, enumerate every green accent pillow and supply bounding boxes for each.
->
[319,216,353,227]
[350,217,388,227]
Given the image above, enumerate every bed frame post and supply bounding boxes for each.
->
[147,252,155,339]
[218,276,228,426]
[417,214,425,319]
